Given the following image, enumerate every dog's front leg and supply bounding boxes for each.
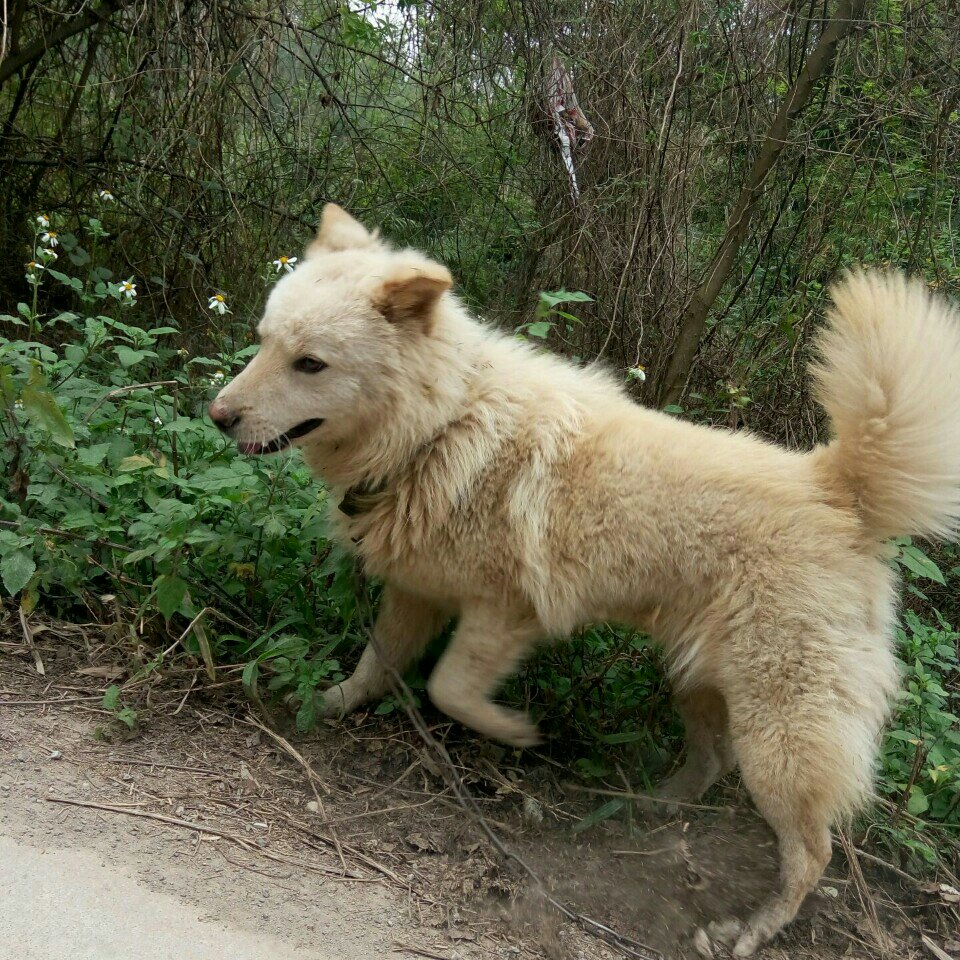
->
[319,585,449,718]
[426,603,543,747]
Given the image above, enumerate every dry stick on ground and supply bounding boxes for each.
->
[18,608,45,676]
[353,591,663,960]
[44,796,365,880]
[391,943,457,960]
[657,0,871,409]
[567,782,726,813]
[837,828,889,956]
[241,713,348,876]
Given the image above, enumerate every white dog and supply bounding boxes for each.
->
[211,204,960,954]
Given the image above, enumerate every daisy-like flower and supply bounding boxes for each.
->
[39,247,58,261]
[98,189,115,202]
[36,214,50,229]
[628,365,647,382]
[153,415,163,425]
[40,230,59,247]
[14,399,23,411]
[208,293,230,315]
[118,278,137,300]
[25,260,45,282]
[209,369,226,386]
[272,255,297,274]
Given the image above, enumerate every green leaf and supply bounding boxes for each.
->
[154,574,188,619]
[525,320,552,338]
[906,784,929,815]
[102,685,121,711]
[117,707,138,729]
[1,550,36,595]
[598,730,644,745]
[573,798,625,833]
[114,345,149,368]
[897,545,945,584]
[296,695,316,732]
[262,515,287,539]
[241,660,260,695]
[21,371,74,448]
[46,268,83,293]
[50,311,80,326]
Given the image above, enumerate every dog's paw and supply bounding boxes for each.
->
[697,918,764,958]
[484,708,542,749]
[731,927,763,957]
[704,918,743,949]
[316,683,351,719]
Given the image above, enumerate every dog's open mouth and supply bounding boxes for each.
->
[237,418,324,455]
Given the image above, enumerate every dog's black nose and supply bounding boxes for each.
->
[208,399,241,432]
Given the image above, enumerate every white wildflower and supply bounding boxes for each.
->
[40,230,59,247]
[210,370,226,386]
[36,214,50,229]
[25,260,44,282]
[118,278,137,300]
[98,189,115,202]
[628,365,646,382]
[272,255,297,274]
[208,293,230,315]
[39,247,58,261]
[14,399,23,411]
[153,416,163,425]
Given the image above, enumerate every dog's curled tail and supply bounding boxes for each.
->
[811,270,960,542]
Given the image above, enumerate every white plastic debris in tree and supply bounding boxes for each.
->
[546,57,594,202]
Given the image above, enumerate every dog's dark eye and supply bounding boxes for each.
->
[293,356,327,374]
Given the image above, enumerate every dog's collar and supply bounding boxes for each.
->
[337,480,388,518]
[335,423,455,519]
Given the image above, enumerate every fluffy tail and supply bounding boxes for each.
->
[810,270,960,542]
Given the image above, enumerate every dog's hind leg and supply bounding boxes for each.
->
[650,686,735,811]
[703,688,849,956]
[319,584,449,718]
[427,603,543,747]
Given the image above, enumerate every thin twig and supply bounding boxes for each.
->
[240,713,348,875]
[392,944,456,960]
[44,796,352,879]
[566,782,726,813]
[19,608,44,676]
[82,380,178,424]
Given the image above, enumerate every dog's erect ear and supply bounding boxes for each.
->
[371,262,453,332]
[306,203,377,256]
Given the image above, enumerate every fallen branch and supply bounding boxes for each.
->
[45,795,356,879]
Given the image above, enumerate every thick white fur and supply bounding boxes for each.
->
[811,270,960,540]
[212,206,960,955]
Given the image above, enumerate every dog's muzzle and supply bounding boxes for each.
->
[237,418,325,455]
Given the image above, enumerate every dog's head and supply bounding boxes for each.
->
[208,204,452,456]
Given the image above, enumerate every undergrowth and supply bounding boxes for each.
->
[1,208,958,870]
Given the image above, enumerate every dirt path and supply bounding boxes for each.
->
[1,625,953,960]
[0,711,480,960]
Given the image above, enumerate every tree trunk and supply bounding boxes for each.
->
[0,0,130,88]
[657,0,870,410]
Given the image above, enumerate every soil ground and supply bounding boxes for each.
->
[2,614,958,960]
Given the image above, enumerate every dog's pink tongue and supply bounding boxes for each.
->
[238,441,262,455]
